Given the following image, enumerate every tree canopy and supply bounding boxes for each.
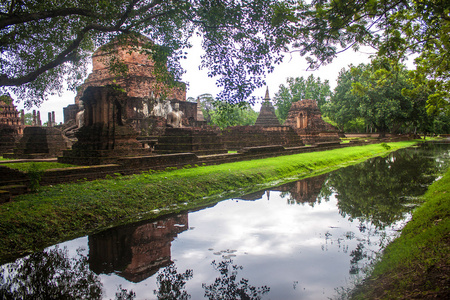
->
[0,0,448,111]
[0,0,295,107]
[299,0,450,115]
[190,93,257,129]
[323,58,432,135]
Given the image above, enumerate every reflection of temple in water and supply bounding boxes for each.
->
[236,174,327,205]
[276,174,327,205]
[88,213,188,283]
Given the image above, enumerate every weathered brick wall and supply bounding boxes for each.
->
[155,127,226,155]
[0,124,18,154]
[4,127,70,159]
[63,104,79,123]
[220,125,304,150]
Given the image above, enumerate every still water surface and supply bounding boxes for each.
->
[1,142,449,299]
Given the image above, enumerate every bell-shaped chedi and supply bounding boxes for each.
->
[254,87,281,127]
[284,99,341,144]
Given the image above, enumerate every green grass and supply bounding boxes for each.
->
[0,141,418,263]
[2,161,77,172]
[351,163,450,299]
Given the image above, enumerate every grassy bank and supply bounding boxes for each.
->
[0,141,418,264]
[351,161,450,299]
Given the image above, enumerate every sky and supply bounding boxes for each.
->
[15,40,381,124]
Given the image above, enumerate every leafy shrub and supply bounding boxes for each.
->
[381,143,391,150]
[27,163,43,192]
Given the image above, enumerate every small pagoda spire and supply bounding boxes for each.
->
[263,86,271,102]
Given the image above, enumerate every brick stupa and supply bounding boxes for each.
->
[284,99,341,144]
[254,88,280,127]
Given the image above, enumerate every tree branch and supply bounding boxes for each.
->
[0,22,127,87]
[0,8,103,30]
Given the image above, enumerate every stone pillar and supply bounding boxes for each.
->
[196,97,205,121]
[48,112,52,127]
[37,111,41,126]
[20,110,25,125]
[32,110,36,126]
[52,111,55,126]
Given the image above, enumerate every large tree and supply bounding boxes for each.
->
[273,74,331,123]
[0,0,295,107]
[295,0,449,115]
[324,58,430,135]
[322,67,364,132]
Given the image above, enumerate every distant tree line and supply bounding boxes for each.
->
[272,59,449,136]
[188,94,257,129]
[195,56,448,136]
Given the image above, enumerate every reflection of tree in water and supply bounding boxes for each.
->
[152,260,270,300]
[349,243,367,275]
[203,260,270,300]
[318,145,450,277]
[115,285,136,300]
[322,148,441,229]
[0,246,103,299]
[0,246,137,300]
[320,222,390,276]
[153,264,193,300]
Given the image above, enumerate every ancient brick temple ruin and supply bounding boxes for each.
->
[1,97,69,159]
[55,35,342,165]
[5,127,69,159]
[0,98,23,154]
[63,35,193,137]
[284,99,341,144]
[59,34,214,164]
[59,86,152,165]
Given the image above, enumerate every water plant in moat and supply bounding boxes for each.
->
[0,141,419,263]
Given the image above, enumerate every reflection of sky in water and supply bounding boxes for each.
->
[3,143,449,299]
[54,189,404,300]
[169,193,403,300]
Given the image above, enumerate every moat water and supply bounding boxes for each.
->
[1,142,450,299]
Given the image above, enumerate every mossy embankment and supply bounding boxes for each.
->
[351,160,450,299]
[0,141,418,264]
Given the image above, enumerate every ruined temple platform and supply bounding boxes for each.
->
[154,127,227,155]
[3,127,70,159]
